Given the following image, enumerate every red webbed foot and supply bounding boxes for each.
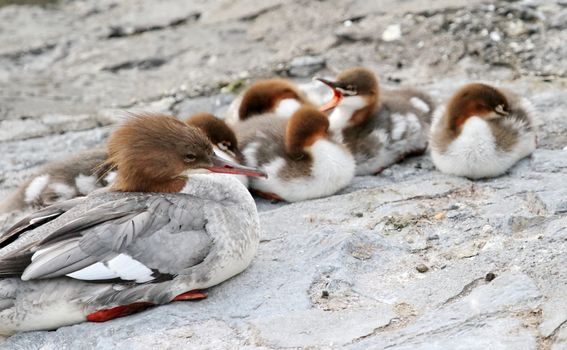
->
[173,289,208,301]
[87,302,154,322]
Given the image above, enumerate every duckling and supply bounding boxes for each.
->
[186,113,249,187]
[0,148,113,213]
[0,114,266,336]
[317,67,435,175]
[430,83,537,178]
[235,106,355,202]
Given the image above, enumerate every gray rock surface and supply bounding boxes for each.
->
[1,0,566,349]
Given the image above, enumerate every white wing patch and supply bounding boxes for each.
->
[66,262,118,281]
[75,174,97,195]
[354,111,427,175]
[24,174,50,203]
[107,254,154,283]
[390,113,408,141]
[410,97,430,113]
[49,183,76,201]
[66,254,154,283]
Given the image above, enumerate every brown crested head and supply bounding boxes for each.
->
[446,83,511,132]
[106,114,214,193]
[285,106,330,159]
[238,78,305,120]
[317,67,379,120]
[186,113,239,157]
[335,67,379,98]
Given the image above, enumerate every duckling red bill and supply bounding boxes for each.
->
[316,77,344,112]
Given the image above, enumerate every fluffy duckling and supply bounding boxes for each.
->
[235,106,355,202]
[0,148,113,213]
[0,114,265,336]
[186,113,249,187]
[430,83,537,178]
[317,67,435,175]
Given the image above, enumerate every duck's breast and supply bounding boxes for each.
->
[251,139,355,202]
[432,116,533,178]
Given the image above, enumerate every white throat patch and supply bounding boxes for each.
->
[329,96,367,132]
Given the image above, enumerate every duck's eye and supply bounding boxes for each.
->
[218,141,231,151]
[494,104,509,116]
[344,85,357,95]
[184,154,197,162]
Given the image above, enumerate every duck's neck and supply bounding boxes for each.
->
[328,104,374,144]
[329,105,356,134]
[329,98,374,132]
[112,173,188,193]
[181,173,253,204]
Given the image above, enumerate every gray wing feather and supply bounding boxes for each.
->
[38,197,149,247]
[23,238,101,280]
[19,195,211,283]
[0,197,86,249]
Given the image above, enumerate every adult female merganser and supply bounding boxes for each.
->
[225,78,309,125]
[0,148,113,213]
[235,106,355,202]
[185,113,249,187]
[429,83,537,179]
[0,114,266,336]
[317,67,435,175]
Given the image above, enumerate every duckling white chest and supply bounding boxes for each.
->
[251,140,355,202]
[431,116,535,179]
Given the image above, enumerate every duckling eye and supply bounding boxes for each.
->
[218,141,231,151]
[184,154,197,162]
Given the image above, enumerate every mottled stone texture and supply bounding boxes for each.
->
[1,0,566,349]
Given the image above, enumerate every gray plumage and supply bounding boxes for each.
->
[342,88,435,175]
[234,114,315,179]
[0,174,260,336]
[234,113,289,166]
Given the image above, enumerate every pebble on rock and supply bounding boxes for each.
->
[382,24,402,42]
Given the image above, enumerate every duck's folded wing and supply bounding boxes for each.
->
[0,197,86,249]
[19,195,212,284]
